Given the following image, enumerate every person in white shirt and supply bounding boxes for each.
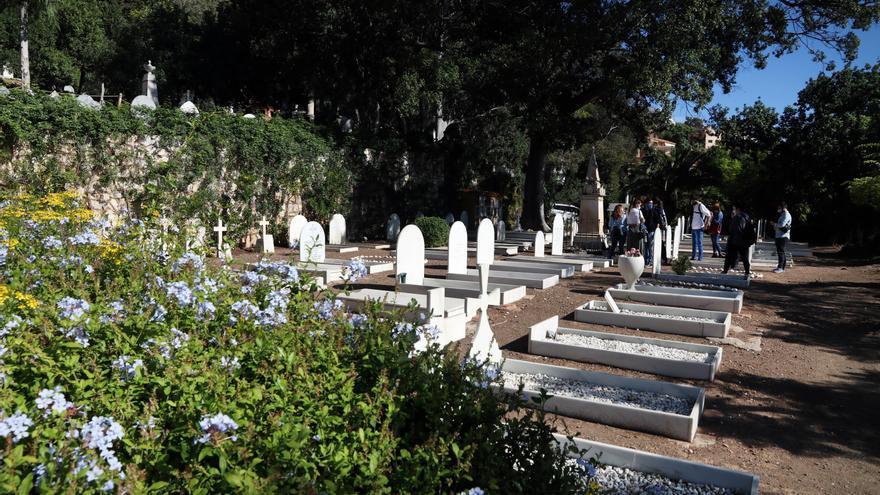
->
[690,197,711,261]
[625,199,645,251]
[772,202,792,273]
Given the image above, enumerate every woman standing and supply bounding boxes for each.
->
[607,204,626,258]
[709,203,724,257]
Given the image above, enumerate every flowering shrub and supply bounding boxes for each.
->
[0,193,596,493]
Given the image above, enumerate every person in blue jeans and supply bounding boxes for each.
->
[772,202,792,273]
[690,197,711,261]
[606,204,626,258]
[709,203,724,257]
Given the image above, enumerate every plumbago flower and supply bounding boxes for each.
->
[0,411,33,443]
[111,355,144,381]
[314,299,343,320]
[196,413,239,445]
[57,296,90,321]
[165,281,195,306]
[36,387,74,415]
[67,229,101,246]
[76,416,126,490]
[341,259,367,283]
[172,252,204,273]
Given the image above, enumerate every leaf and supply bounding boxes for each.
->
[17,473,33,495]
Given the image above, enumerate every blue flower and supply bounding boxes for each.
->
[314,299,343,320]
[172,252,204,273]
[342,259,368,283]
[35,386,74,414]
[165,281,194,306]
[0,412,33,443]
[111,355,144,381]
[57,297,91,321]
[67,230,101,246]
[458,489,485,495]
[197,413,239,444]
[392,322,416,341]
[196,300,216,320]
[42,236,63,250]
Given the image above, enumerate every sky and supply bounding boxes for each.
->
[672,25,880,122]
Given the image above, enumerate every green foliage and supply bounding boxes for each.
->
[848,176,880,208]
[0,91,350,240]
[0,193,596,493]
[414,216,449,248]
[672,254,693,275]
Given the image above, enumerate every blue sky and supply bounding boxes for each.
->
[673,25,880,122]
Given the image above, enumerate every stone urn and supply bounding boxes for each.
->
[618,255,645,290]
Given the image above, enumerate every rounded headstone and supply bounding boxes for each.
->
[288,215,307,248]
[447,221,468,275]
[495,220,506,242]
[652,227,663,275]
[131,94,156,110]
[551,214,564,256]
[63,85,75,94]
[329,213,347,245]
[395,224,425,285]
[476,218,495,266]
[534,231,545,257]
[299,221,326,263]
[243,113,257,119]
[386,213,401,241]
[76,94,100,109]
[180,100,199,115]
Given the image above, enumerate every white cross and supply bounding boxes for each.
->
[258,216,270,237]
[213,218,227,254]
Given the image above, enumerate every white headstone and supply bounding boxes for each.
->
[1,65,13,79]
[672,223,682,259]
[131,95,156,110]
[448,221,468,275]
[76,94,100,109]
[213,218,227,258]
[652,227,662,275]
[476,218,495,266]
[299,221,326,263]
[534,231,545,257]
[551,214,564,255]
[569,220,578,247]
[460,211,469,227]
[386,213,401,241]
[243,113,257,119]
[495,220,506,242]
[141,60,159,106]
[288,215,307,248]
[604,290,621,313]
[665,225,672,260]
[180,100,199,115]
[445,213,455,225]
[395,224,425,285]
[187,226,206,251]
[329,213,346,245]
[63,85,75,94]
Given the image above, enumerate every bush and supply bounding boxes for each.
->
[415,216,450,247]
[0,193,598,494]
[672,254,693,275]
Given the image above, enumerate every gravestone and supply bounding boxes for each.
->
[180,101,199,115]
[386,213,401,241]
[460,211,469,228]
[534,231,545,257]
[652,227,662,275]
[569,220,579,247]
[445,213,455,225]
[213,218,231,260]
[495,220,506,242]
[551,214,564,255]
[63,85,75,94]
[257,216,274,254]
[329,213,347,245]
[476,218,495,266]
[299,221,326,263]
[288,215,307,248]
[76,94,100,109]
[665,225,672,260]
[395,225,425,284]
[672,223,682,259]
[141,60,159,106]
[448,221,469,275]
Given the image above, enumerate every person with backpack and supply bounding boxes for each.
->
[690,197,711,261]
[771,202,792,273]
[708,202,724,258]
[722,204,755,280]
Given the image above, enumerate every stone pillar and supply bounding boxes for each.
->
[578,147,605,235]
[141,61,159,107]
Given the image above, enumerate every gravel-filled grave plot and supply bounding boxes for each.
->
[554,333,714,364]
[566,460,738,495]
[619,309,718,323]
[502,371,693,415]
[641,280,740,292]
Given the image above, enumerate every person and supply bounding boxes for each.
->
[772,202,792,273]
[708,203,724,258]
[625,198,646,252]
[606,204,626,258]
[653,198,669,263]
[722,204,755,280]
[690,197,711,261]
[643,198,663,264]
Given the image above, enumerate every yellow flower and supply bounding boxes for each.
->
[15,292,39,310]
[0,285,9,305]
[2,238,19,250]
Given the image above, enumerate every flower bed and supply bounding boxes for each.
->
[0,193,595,494]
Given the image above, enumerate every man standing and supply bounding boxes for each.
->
[772,202,792,273]
[690,197,711,261]
[722,204,754,280]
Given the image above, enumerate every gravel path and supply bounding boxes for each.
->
[554,332,714,363]
[502,372,693,415]
[570,461,736,494]
[619,309,718,323]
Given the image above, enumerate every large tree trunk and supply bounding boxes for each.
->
[20,0,30,89]
[521,133,551,232]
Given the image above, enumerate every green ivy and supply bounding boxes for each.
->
[0,91,351,241]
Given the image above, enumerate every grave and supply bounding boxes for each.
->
[447,221,468,275]
[299,221,326,263]
[327,213,358,253]
[573,300,731,338]
[213,218,231,260]
[665,225,672,260]
[386,213,401,241]
[551,214,564,255]
[655,272,750,289]
[489,259,577,278]
[553,435,760,494]
[315,256,395,274]
[464,242,520,255]
[499,359,705,441]
[447,268,559,289]
[534,232,545,257]
[506,255,595,272]
[672,223,681,259]
[395,224,426,285]
[288,215,307,248]
[652,226,662,275]
[401,278,525,305]
[608,283,744,313]
[256,216,275,254]
[528,316,723,380]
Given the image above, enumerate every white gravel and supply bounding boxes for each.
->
[619,308,718,324]
[554,332,713,363]
[640,281,739,292]
[689,266,762,279]
[502,372,693,415]
[569,460,736,494]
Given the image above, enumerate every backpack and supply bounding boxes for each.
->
[742,219,757,246]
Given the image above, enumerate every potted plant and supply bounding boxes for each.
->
[618,247,644,289]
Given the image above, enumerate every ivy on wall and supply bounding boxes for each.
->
[0,91,351,241]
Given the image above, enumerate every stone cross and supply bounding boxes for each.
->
[213,218,227,255]
[258,216,270,237]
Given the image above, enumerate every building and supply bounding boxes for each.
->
[694,126,721,149]
[636,133,677,160]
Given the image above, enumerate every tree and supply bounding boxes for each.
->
[458,0,880,230]
[17,0,55,90]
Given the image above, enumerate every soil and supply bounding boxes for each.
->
[223,243,880,494]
